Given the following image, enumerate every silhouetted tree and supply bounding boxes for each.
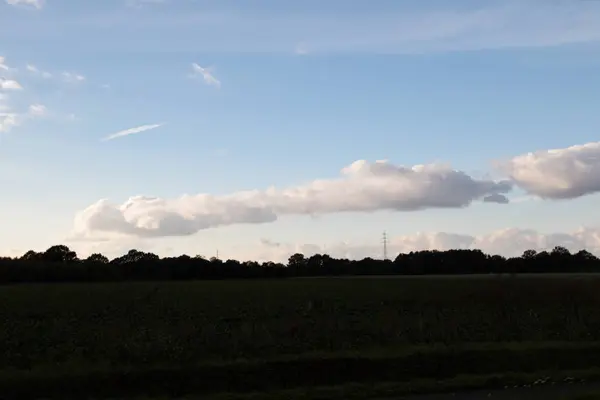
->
[21,250,41,261]
[43,245,78,263]
[522,249,537,259]
[0,243,598,284]
[85,253,109,264]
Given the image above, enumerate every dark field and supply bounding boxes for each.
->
[3,275,600,398]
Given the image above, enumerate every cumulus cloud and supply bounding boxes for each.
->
[504,141,600,199]
[0,78,22,90]
[190,63,221,88]
[5,0,44,9]
[70,160,512,239]
[101,123,163,141]
[249,227,600,263]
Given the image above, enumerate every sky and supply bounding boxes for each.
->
[2,0,600,262]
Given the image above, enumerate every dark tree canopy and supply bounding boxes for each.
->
[0,244,598,284]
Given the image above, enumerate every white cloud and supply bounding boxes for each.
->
[101,123,163,141]
[61,72,86,83]
[27,103,47,117]
[0,78,22,90]
[69,140,600,241]
[190,63,221,88]
[0,57,77,131]
[0,113,19,132]
[5,0,44,9]
[0,103,48,132]
[26,64,52,78]
[70,160,511,240]
[503,141,600,199]
[0,57,8,71]
[0,57,69,132]
[249,227,600,263]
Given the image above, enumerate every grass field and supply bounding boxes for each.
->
[2,275,600,398]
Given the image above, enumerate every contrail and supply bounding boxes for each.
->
[102,123,164,141]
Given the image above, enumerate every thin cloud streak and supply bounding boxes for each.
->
[102,123,164,141]
[5,0,44,9]
[191,63,221,88]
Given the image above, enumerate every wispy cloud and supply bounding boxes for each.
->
[29,64,92,84]
[62,72,86,83]
[0,57,8,71]
[5,0,44,9]
[27,63,87,82]
[0,103,49,132]
[26,64,52,78]
[102,123,164,141]
[190,63,221,88]
[0,59,64,132]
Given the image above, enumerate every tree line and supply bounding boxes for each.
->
[0,244,598,284]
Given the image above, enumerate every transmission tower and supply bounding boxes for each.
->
[382,231,388,260]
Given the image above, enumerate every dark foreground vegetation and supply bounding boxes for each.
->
[3,276,600,398]
[1,244,599,283]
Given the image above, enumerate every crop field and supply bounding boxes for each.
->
[2,275,600,398]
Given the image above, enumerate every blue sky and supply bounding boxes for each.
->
[2,0,600,261]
